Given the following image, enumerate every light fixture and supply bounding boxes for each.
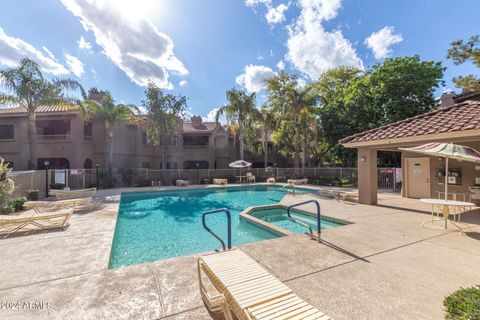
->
[360,156,366,163]
[44,160,50,167]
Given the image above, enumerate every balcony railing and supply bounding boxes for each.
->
[37,134,70,141]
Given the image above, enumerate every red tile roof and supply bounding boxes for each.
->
[182,122,218,133]
[0,105,79,115]
[340,100,480,145]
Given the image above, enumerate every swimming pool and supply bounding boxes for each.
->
[109,185,315,268]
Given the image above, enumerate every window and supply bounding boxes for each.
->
[173,135,177,146]
[0,124,14,140]
[83,158,93,169]
[183,135,209,147]
[173,162,178,169]
[184,161,209,169]
[36,119,71,140]
[159,162,163,169]
[166,162,171,169]
[142,162,150,169]
[83,122,93,137]
[142,132,147,145]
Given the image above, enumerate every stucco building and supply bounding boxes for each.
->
[341,92,480,205]
[0,105,238,171]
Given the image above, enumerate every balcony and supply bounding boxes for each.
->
[37,134,71,142]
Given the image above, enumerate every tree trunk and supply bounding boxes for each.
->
[301,136,306,173]
[294,112,299,168]
[238,124,244,160]
[105,121,114,186]
[27,111,37,169]
[263,127,269,168]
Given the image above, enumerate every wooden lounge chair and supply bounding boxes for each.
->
[0,208,74,238]
[24,197,92,212]
[49,188,96,200]
[213,179,228,185]
[246,172,256,183]
[198,249,330,320]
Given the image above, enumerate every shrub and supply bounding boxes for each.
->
[11,197,27,212]
[25,189,39,201]
[444,285,480,319]
[0,202,14,214]
[0,157,14,213]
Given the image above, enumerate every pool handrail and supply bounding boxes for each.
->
[287,200,321,242]
[201,208,232,251]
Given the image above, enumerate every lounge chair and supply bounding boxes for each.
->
[49,188,96,200]
[198,249,330,320]
[176,179,189,186]
[0,208,74,238]
[267,178,275,184]
[287,179,308,185]
[246,172,256,183]
[330,190,358,202]
[213,179,228,185]
[24,197,93,212]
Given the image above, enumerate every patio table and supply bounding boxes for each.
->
[420,198,474,233]
[435,190,473,202]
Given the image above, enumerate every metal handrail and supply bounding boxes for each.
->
[282,183,296,196]
[287,200,321,242]
[202,208,232,251]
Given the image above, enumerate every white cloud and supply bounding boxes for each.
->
[61,0,187,88]
[285,0,363,80]
[64,53,85,77]
[276,60,285,70]
[203,107,228,124]
[245,0,271,7]
[364,26,403,59]
[235,64,275,93]
[266,3,289,25]
[179,80,187,87]
[0,27,69,75]
[257,54,264,60]
[42,46,56,60]
[77,35,92,50]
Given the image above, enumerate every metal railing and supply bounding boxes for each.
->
[287,200,321,242]
[201,208,232,251]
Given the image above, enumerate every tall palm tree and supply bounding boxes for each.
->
[84,91,139,176]
[216,88,256,160]
[266,72,312,168]
[258,104,276,168]
[0,58,85,169]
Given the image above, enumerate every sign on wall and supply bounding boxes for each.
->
[54,170,65,184]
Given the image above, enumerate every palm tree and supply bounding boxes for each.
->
[266,72,311,168]
[84,91,139,177]
[298,107,318,171]
[216,88,256,160]
[258,104,276,168]
[0,58,85,169]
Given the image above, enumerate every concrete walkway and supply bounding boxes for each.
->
[0,186,479,319]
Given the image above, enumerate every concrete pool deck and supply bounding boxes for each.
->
[0,185,479,319]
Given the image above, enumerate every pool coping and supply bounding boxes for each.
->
[239,204,352,237]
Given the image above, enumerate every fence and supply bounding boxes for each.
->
[7,167,401,199]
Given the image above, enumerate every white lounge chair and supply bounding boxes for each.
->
[0,208,74,238]
[330,190,358,202]
[24,197,93,212]
[49,188,96,200]
[246,172,256,183]
[198,249,330,320]
[176,179,189,186]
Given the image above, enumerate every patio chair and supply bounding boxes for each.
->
[267,177,275,184]
[24,197,93,212]
[0,208,74,238]
[176,180,190,186]
[213,179,228,185]
[246,172,256,183]
[198,249,330,320]
[330,190,358,202]
[49,188,96,200]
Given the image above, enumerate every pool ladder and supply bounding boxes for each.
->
[282,183,296,196]
[201,208,232,251]
[287,200,321,242]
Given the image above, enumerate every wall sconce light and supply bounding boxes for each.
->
[360,156,366,163]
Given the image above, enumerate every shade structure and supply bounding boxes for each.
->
[399,142,480,201]
[229,160,252,168]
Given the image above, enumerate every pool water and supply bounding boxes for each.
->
[109,185,314,268]
[251,208,345,234]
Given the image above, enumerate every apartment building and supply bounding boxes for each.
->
[0,105,238,170]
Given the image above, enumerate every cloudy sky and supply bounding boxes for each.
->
[0,0,478,120]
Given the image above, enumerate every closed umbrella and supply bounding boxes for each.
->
[399,142,480,202]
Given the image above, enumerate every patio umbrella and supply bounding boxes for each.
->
[229,160,252,180]
[399,142,480,201]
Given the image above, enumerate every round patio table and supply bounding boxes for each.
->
[420,198,474,232]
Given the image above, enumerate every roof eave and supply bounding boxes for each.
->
[341,129,480,149]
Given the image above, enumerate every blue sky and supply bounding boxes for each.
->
[0,0,478,120]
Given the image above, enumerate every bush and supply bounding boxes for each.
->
[25,189,39,201]
[0,157,14,213]
[11,197,27,212]
[444,285,480,319]
[0,202,14,214]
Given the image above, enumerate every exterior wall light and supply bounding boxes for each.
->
[360,156,367,163]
